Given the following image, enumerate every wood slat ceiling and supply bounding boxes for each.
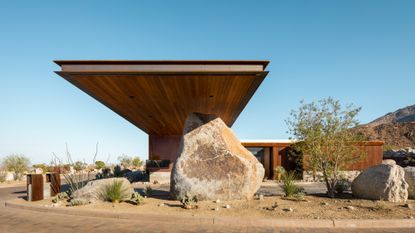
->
[55,61,269,135]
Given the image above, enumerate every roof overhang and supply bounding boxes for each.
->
[55,60,269,135]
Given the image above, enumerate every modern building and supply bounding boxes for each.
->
[55,60,383,181]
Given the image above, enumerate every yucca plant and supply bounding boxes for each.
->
[281,171,301,197]
[101,180,130,203]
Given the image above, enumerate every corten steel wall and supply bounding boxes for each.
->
[242,141,384,178]
[301,141,384,171]
[149,135,181,162]
[347,141,384,170]
[148,139,384,176]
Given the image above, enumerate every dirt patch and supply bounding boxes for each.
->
[26,191,415,220]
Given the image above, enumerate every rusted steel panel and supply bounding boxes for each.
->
[27,174,44,201]
[348,143,384,170]
[46,173,61,196]
[149,135,181,162]
[244,141,384,172]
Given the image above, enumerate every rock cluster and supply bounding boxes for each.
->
[170,112,265,201]
[383,147,415,167]
[384,147,415,158]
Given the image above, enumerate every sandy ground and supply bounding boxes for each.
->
[20,182,415,220]
[0,181,27,188]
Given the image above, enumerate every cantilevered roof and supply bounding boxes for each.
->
[55,60,269,135]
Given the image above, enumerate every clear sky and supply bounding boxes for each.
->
[1,1,414,164]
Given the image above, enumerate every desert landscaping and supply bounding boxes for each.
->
[3,103,415,224]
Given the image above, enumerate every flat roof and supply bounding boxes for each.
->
[55,60,269,135]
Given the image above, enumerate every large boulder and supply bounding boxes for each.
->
[72,178,134,204]
[170,113,265,201]
[404,166,415,199]
[351,164,408,202]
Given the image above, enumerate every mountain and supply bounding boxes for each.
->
[366,105,415,127]
[354,105,415,148]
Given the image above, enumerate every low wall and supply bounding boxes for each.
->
[302,171,360,182]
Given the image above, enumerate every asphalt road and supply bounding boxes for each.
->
[0,185,413,233]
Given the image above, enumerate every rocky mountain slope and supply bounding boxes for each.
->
[354,105,415,147]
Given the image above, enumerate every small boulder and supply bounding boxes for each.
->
[404,166,415,199]
[72,178,134,204]
[351,164,408,202]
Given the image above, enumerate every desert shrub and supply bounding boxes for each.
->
[1,154,30,180]
[101,180,130,203]
[113,165,123,177]
[32,164,52,173]
[52,143,98,197]
[144,185,153,196]
[180,192,198,209]
[130,192,145,205]
[68,199,88,206]
[0,170,6,183]
[73,161,86,172]
[132,157,143,168]
[281,171,302,197]
[335,178,351,194]
[102,167,111,177]
[52,192,69,203]
[374,200,391,211]
[118,155,143,169]
[118,154,132,167]
[273,166,286,180]
[95,160,106,170]
[286,97,365,198]
[293,192,306,201]
[95,167,112,180]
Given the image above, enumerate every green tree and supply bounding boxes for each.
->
[117,154,132,168]
[95,160,106,170]
[32,164,52,174]
[2,154,30,180]
[73,161,85,172]
[131,156,143,168]
[286,97,365,198]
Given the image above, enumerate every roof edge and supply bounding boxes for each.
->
[54,60,270,69]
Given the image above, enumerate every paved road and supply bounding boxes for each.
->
[0,185,413,233]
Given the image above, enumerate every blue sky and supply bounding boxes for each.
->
[1,1,414,164]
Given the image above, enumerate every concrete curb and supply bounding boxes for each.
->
[5,200,415,229]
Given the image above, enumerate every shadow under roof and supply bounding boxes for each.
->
[55,60,269,135]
